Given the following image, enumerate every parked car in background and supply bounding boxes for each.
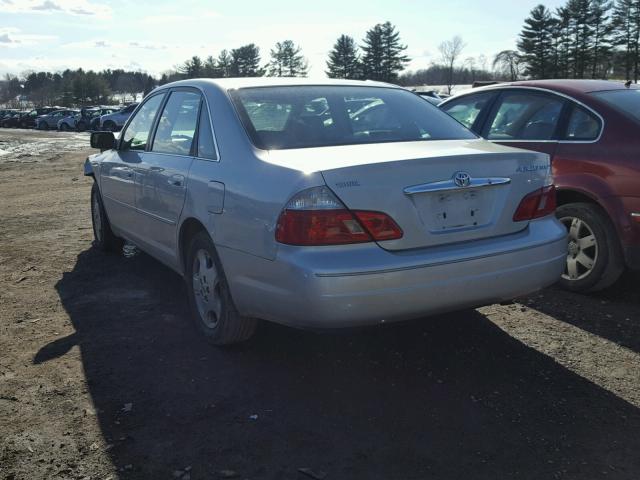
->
[36,109,79,130]
[85,78,566,345]
[414,90,443,105]
[440,79,640,292]
[97,103,138,131]
[0,109,20,125]
[18,107,59,129]
[76,106,118,131]
[1,110,29,128]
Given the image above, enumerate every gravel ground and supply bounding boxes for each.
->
[0,128,639,480]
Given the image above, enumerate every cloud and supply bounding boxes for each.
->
[1,0,111,18]
[0,27,56,47]
[141,11,220,24]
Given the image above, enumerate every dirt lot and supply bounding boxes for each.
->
[1,128,639,480]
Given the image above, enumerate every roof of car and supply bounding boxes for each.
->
[157,77,398,92]
[476,79,639,96]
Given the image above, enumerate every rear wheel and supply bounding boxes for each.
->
[37,122,48,130]
[103,120,117,132]
[185,231,257,345]
[91,183,123,253]
[557,202,624,292]
[76,121,87,132]
[59,122,70,132]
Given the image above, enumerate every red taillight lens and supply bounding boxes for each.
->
[513,185,557,222]
[276,186,403,246]
[276,209,372,245]
[352,211,403,241]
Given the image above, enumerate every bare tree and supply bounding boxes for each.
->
[493,49,522,80]
[439,35,465,94]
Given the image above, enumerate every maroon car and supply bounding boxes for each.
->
[440,80,640,292]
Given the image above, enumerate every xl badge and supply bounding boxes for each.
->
[453,171,471,187]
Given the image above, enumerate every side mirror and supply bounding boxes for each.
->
[90,131,116,151]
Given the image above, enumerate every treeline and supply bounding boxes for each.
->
[0,69,157,107]
[162,21,410,84]
[517,0,640,80]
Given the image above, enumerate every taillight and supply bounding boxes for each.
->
[275,186,403,245]
[513,185,557,222]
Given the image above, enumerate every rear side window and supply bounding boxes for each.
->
[152,91,201,156]
[592,89,640,122]
[440,93,494,129]
[230,86,476,150]
[197,103,217,160]
[486,91,563,141]
[564,105,601,140]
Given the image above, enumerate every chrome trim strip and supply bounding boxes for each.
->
[631,213,640,217]
[403,177,511,195]
[315,238,565,278]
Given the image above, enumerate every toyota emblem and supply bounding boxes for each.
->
[453,171,471,187]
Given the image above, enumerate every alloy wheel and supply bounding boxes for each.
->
[192,249,222,329]
[560,216,598,281]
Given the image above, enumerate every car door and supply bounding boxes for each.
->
[133,88,201,262]
[481,89,566,159]
[99,93,165,240]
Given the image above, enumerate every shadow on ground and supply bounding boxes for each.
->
[40,247,640,479]
[522,270,640,354]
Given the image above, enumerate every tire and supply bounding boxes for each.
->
[557,202,624,292]
[185,231,257,345]
[91,182,123,253]
[37,122,48,131]
[103,120,117,132]
[76,121,87,132]
[59,123,70,132]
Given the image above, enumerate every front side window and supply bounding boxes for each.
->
[440,92,494,129]
[487,91,564,141]
[121,94,164,151]
[230,86,476,150]
[564,105,601,140]
[151,90,201,156]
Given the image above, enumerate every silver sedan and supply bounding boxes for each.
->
[85,78,567,345]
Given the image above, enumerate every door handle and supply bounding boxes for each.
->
[167,174,185,187]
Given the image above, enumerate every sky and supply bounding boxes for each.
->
[0,0,568,78]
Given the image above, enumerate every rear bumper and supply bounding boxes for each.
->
[221,217,567,328]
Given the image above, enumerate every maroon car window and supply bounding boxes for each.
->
[565,105,600,141]
[440,92,494,129]
[487,92,563,141]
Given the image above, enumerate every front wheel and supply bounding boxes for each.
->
[557,202,624,292]
[91,183,123,252]
[37,122,48,130]
[59,123,70,132]
[185,232,257,345]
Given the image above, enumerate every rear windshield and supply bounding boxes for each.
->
[591,89,640,122]
[229,86,476,150]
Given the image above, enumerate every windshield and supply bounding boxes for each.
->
[230,86,476,150]
[591,89,640,122]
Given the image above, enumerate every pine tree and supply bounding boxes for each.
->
[589,0,614,78]
[230,44,264,77]
[203,56,217,77]
[380,21,410,82]
[518,5,555,78]
[326,34,361,79]
[566,0,593,78]
[360,22,409,82]
[216,50,233,77]
[267,40,308,77]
